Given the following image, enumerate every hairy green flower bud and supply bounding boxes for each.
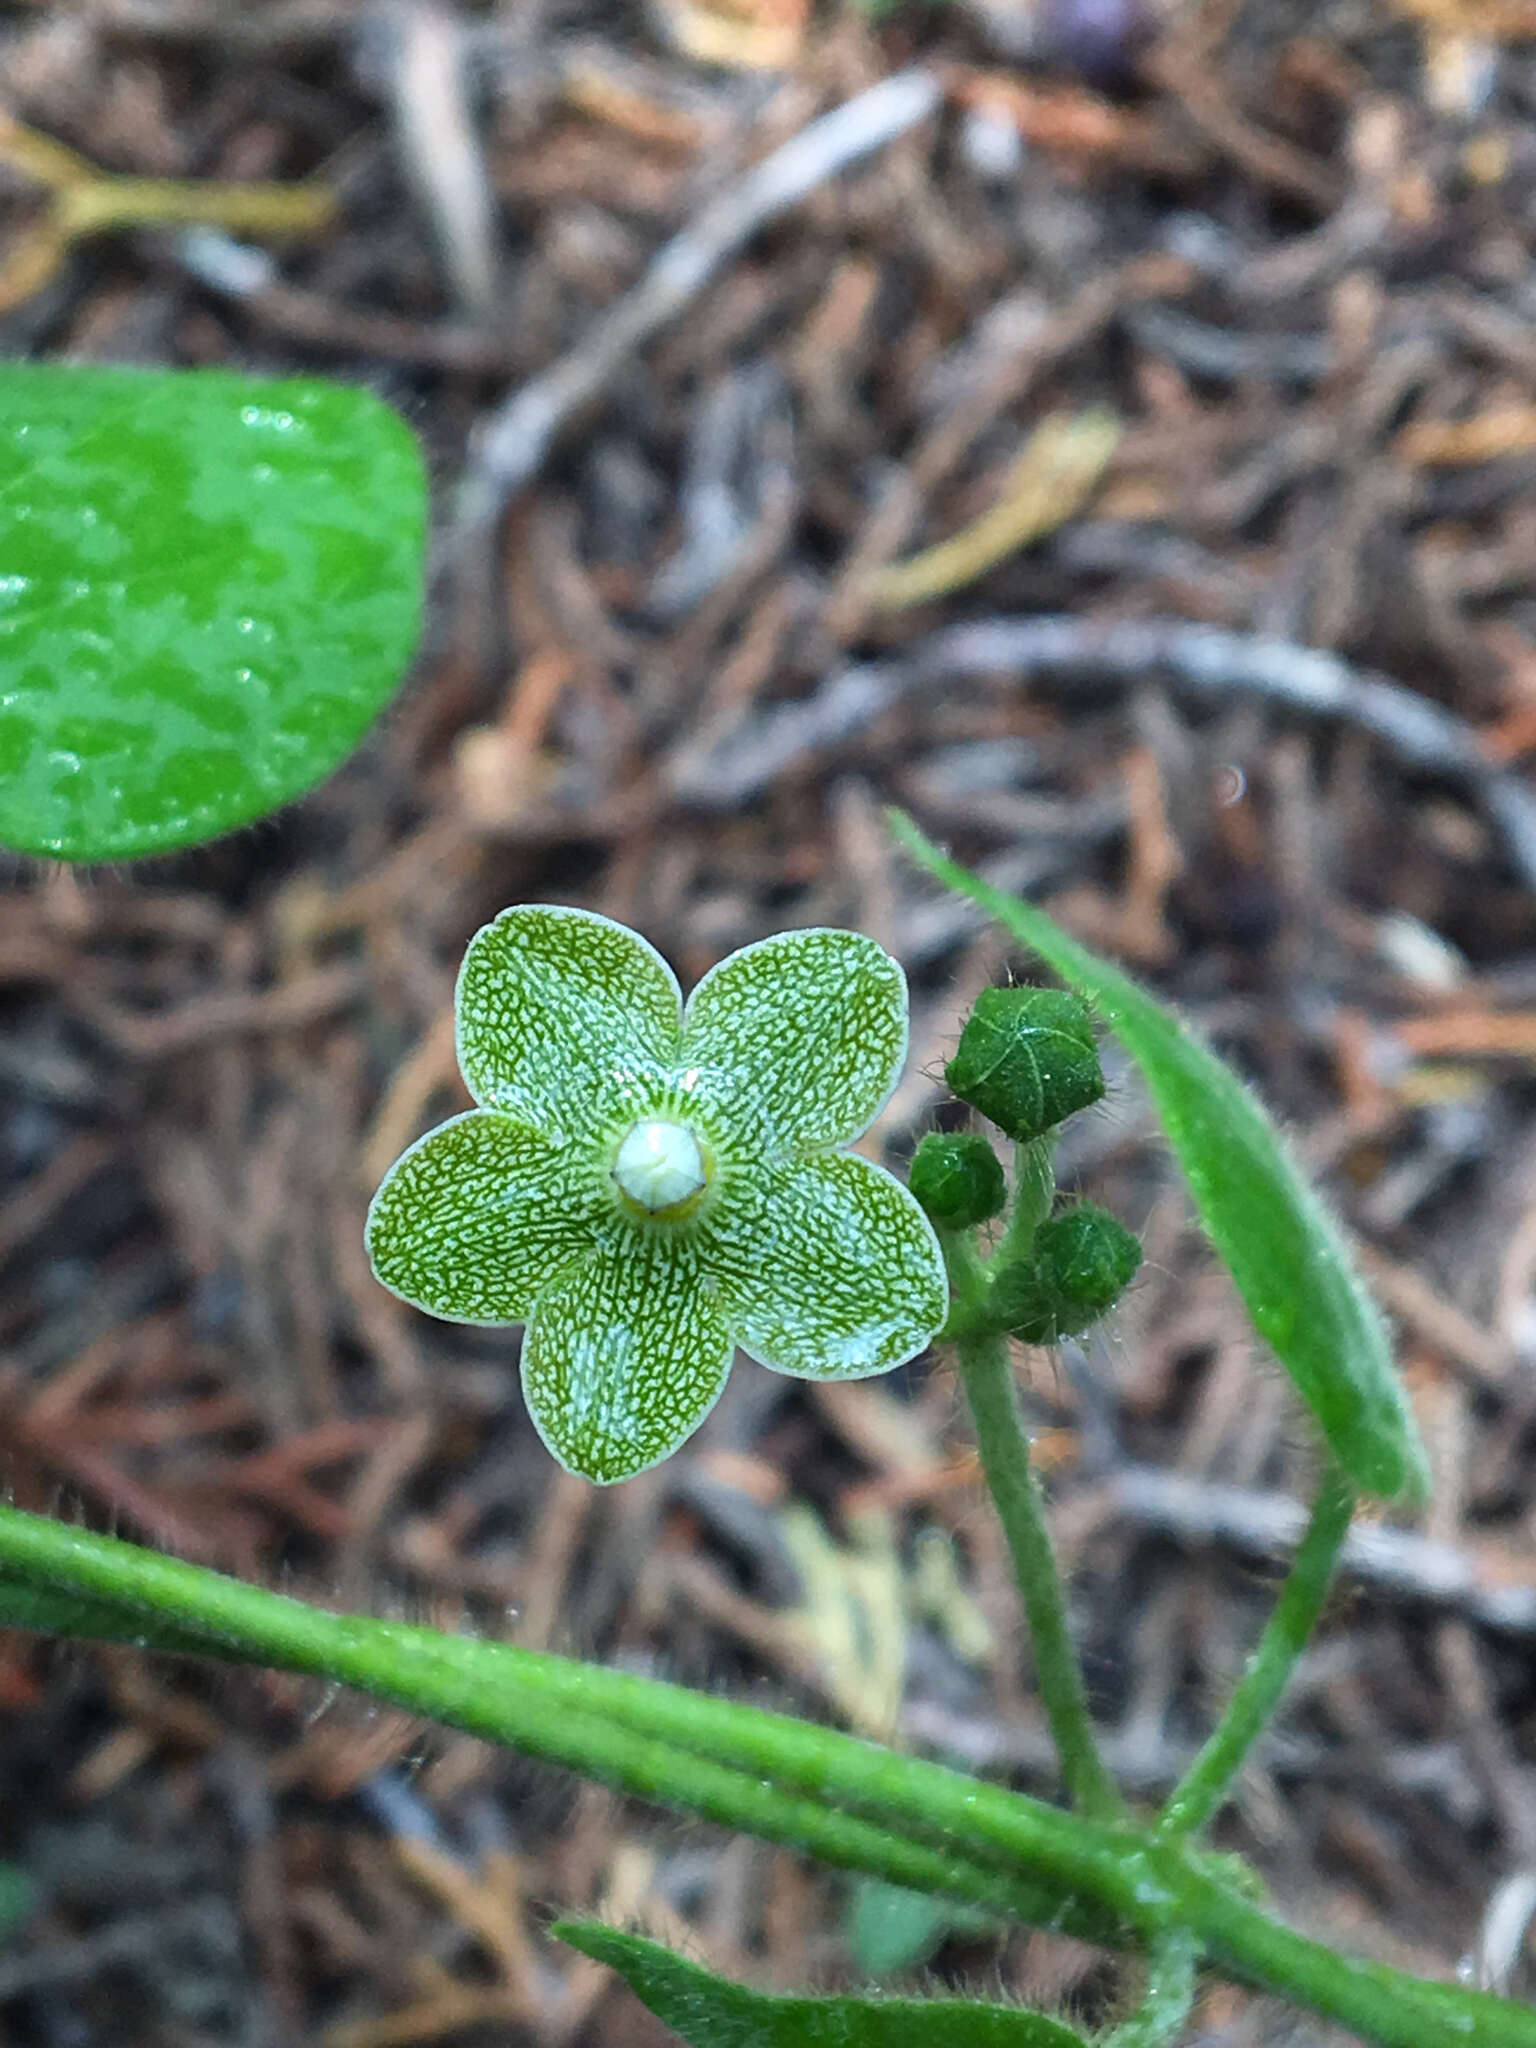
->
[944,987,1104,1144]
[991,1202,1140,1343]
[909,1131,1006,1230]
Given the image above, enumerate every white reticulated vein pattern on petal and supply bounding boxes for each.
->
[521,1232,734,1483]
[370,906,947,1482]
[681,927,908,1152]
[364,1110,605,1325]
[701,1151,947,1379]
[456,905,684,1140]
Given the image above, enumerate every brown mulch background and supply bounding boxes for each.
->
[4,1,1536,2041]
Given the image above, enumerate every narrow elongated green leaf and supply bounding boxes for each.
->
[0,364,425,859]
[556,1922,1088,2047]
[892,813,1427,1501]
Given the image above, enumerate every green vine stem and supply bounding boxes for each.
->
[1101,1929,1199,2048]
[944,1234,1125,1821]
[0,1509,1529,2048]
[956,1323,1125,1821]
[1156,1463,1356,1841]
[999,1136,1056,1267]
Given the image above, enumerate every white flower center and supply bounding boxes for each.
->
[612,1119,709,1216]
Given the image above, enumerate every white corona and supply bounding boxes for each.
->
[613,1119,708,1215]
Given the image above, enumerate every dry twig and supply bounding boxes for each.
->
[673,615,1536,892]
[456,68,941,531]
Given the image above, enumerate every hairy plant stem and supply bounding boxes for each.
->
[0,1511,1529,2047]
[944,1232,1124,1822]
[1101,1929,1199,2048]
[999,1136,1055,1266]
[1156,1462,1355,1840]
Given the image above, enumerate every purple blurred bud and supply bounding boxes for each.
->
[1039,0,1153,85]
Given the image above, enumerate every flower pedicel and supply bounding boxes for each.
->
[366,907,947,1482]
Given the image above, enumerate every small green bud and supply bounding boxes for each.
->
[987,1262,1057,1344]
[1038,1203,1141,1315]
[991,1202,1140,1343]
[944,987,1104,1143]
[909,1132,1006,1230]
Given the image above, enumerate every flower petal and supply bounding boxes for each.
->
[682,928,908,1151]
[456,905,684,1139]
[366,1111,602,1324]
[521,1238,734,1483]
[701,1151,946,1379]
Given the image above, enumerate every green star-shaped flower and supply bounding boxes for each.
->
[365,907,948,1483]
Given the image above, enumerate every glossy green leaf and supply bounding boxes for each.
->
[0,363,425,860]
[556,1922,1088,2048]
[893,813,1427,1501]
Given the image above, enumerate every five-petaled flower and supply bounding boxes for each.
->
[366,907,948,1483]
